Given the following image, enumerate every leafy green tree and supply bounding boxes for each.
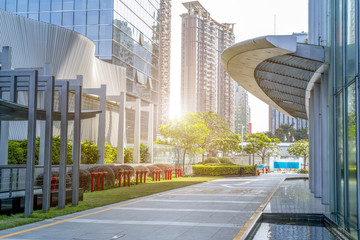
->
[293,128,309,141]
[274,124,295,142]
[158,112,210,170]
[211,134,242,156]
[140,144,150,163]
[197,111,232,160]
[104,142,117,164]
[244,133,280,165]
[287,139,309,169]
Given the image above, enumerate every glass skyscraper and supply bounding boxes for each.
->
[0,0,172,129]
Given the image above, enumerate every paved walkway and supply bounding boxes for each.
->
[0,174,300,240]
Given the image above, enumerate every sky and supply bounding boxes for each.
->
[168,0,308,133]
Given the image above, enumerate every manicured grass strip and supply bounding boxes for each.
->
[0,176,221,231]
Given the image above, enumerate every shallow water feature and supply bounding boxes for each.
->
[250,221,337,240]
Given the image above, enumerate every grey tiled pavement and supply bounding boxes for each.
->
[0,173,301,240]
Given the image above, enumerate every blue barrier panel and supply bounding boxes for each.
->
[274,162,299,169]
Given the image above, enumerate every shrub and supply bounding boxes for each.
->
[51,136,73,164]
[140,144,150,163]
[218,157,235,165]
[204,163,219,166]
[192,165,255,176]
[35,171,71,189]
[298,168,309,174]
[67,169,91,191]
[8,140,27,164]
[81,140,99,164]
[203,157,220,164]
[146,165,161,176]
[133,165,150,177]
[87,165,115,188]
[110,165,135,178]
[104,142,117,164]
[124,148,133,163]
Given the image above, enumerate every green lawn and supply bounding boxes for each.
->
[0,176,221,231]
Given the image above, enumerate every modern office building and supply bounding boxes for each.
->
[181,1,235,128]
[222,0,360,238]
[234,83,250,135]
[0,0,172,132]
[268,106,307,132]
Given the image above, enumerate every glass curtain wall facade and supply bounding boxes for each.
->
[0,0,168,140]
[332,0,359,236]
[268,107,308,132]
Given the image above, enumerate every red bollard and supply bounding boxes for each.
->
[91,172,96,192]
[136,170,139,185]
[152,171,155,181]
[175,168,178,178]
[127,171,131,187]
[143,171,147,183]
[101,171,107,190]
[123,170,127,187]
[165,169,168,180]
[51,176,57,192]
[96,172,101,191]
[119,170,123,187]
[169,169,172,180]
[158,170,162,181]
[140,170,143,183]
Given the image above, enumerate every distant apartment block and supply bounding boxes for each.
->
[234,83,251,134]
[181,1,235,128]
[269,107,308,132]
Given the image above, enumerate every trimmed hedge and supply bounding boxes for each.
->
[203,157,220,164]
[87,165,115,188]
[68,169,91,191]
[146,165,161,177]
[192,165,255,176]
[218,157,235,165]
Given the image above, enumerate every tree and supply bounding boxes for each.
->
[157,112,210,170]
[287,139,309,169]
[244,133,280,165]
[274,124,295,142]
[293,128,309,141]
[211,134,242,156]
[197,111,232,161]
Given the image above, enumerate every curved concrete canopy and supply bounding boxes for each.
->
[221,35,324,120]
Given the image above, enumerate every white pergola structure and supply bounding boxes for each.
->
[107,93,154,164]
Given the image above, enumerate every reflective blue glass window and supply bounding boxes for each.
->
[87,0,99,10]
[63,11,73,25]
[6,0,16,12]
[99,25,112,39]
[74,26,86,35]
[100,10,112,24]
[51,0,62,11]
[39,0,50,11]
[87,10,99,25]
[29,13,39,20]
[99,41,112,56]
[0,0,5,10]
[87,25,98,41]
[345,0,356,83]
[17,0,28,12]
[51,12,62,25]
[100,0,113,9]
[74,11,86,25]
[335,0,343,90]
[29,0,39,11]
[40,12,50,23]
[75,0,86,10]
[63,0,74,10]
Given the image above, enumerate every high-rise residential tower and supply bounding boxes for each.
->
[181,1,235,128]
[0,0,172,132]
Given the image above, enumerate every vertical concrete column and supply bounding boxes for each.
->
[148,104,154,163]
[0,46,11,165]
[42,76,54,212]
[309,90,315,192]
[72,85,82,206]
[314,83,322,198]
[24,70,38,217]
[97,85,106,164]
[58,81,69,209]
[133,99,141,164]
[321,77,330,204]
[117,92,126,164]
